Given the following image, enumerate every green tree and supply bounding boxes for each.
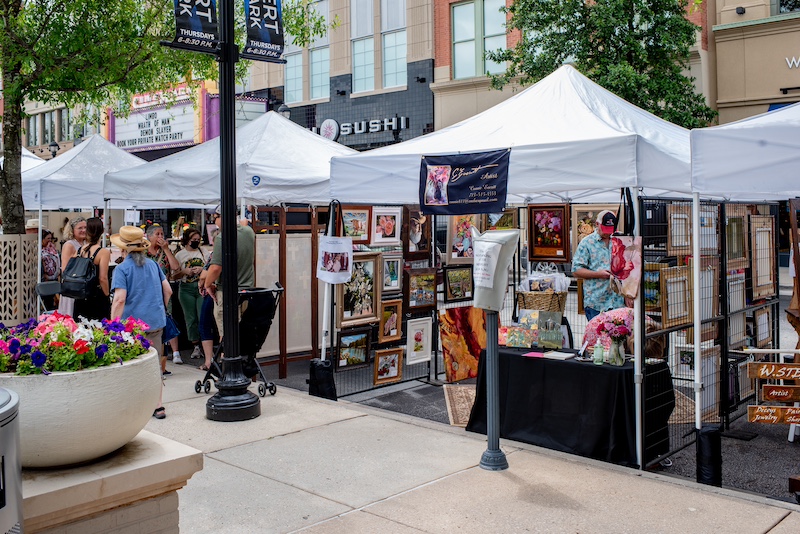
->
[0,0,331,235]
[487,0,716,129]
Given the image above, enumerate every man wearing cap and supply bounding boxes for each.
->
[202,206,256,338]
[572,210,624,321]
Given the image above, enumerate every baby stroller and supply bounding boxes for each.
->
[194,285,284,397]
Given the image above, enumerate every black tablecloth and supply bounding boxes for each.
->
[466,348,674,466]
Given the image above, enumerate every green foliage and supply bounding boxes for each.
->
[487,0,717,128]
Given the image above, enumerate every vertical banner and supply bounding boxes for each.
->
[419,149,510,216]
[171,0,219,52]
[241,0,285,62]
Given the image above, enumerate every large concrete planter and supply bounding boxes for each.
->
[0,348,161,468]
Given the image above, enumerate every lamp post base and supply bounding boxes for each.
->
[206,356,261,422]
[479,449,509,471]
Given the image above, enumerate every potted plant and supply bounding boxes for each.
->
[0,313,161,468]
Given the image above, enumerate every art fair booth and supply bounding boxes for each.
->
[104,111,356,377]
[328,65,698,468]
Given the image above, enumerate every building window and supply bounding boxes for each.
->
[26,115,40,147]
[381,0,406,32]
[43,111,56,144]
[780,0,800,13]
[452,0,506,79]
[353,38,375,93]
[60,108,74,141]
[285,53,303,103]
[310,47,330,99]
[352,0,373,38]
[383,30,407,88]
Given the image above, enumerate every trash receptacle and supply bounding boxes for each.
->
[0,388,22,532]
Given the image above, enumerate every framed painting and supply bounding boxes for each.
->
[666,203,692,256]
[337,252,382,327]
[443,265,474,303]
[378,298,403,343]
[382,254,403,293]
[374,348,404,386]
[571,204,621,253]
[402,205,432,261]
[527,204,570,262]
[481,208,518,231]
[750,215,776,299]
[406,317,432,364]
[336,327,372,372]
[686,257,719,343]
[446,214,479,264]
[754,307,773,348]
[340,205,371,245]
[698,205,719,255]
[725,204,749,271]
[404,268,437,312]
[370,206,402,246]
[660,265,692,328]
[643,263,669,312]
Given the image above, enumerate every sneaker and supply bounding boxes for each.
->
[659,457,673,468]
[173,354,184,365]
[190,346,203,359]
[162,370,172,377]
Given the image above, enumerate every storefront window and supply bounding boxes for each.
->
[353,38,375,93]
[285,53,303,103]
[383,30,407,88]
[310,47,330,99]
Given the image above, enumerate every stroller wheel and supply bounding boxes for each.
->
[258,383,267,397]
[269,384,277,396]
[194,380,202,394]
[204,380,212,394]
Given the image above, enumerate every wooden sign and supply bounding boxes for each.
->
[762,385,800,402]
[748,405,800,424]
[747,362,800,380]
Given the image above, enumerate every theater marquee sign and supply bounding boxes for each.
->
[115,103,196,152]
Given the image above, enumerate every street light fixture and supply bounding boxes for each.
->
[48,141,59,159]
[277,104,291,119]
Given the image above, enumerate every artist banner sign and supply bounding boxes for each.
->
[170,0,219,52]
[241,0,285,62]
[419,149,510,216]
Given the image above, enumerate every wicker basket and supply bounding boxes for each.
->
[517,291,568,313]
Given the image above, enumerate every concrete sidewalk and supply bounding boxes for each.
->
[146,362,800,533]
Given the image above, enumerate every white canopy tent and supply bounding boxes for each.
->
[330,65,691,204]
[22,135,146,210]
[104,111,356,207]
[0,146,45,172]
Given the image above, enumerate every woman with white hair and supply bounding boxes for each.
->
[111,226,172,419]
[57,216,87,316]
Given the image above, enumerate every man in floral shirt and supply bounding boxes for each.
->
[572,210,624,320]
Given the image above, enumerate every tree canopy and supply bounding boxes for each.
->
[487,0,717,129]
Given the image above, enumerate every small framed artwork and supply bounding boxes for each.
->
[340,205,371,245]
[406,317,432,364]
[698,205,719,255]
[443,265,473,303]
[374,348,404,386]
[571,204,622,253]
[371,206,402,246]
[405,268,437,312]
[528,204,570,262]
[378,298,403,343]
[729,312,747,347]
[725,204,749,271]
[643,263,669,312]
[482,208,518,231]
[402,205,432,261]
[754,307,773,348]
[336,327,372,371]
[750,215,776,299]
[337,252,382,327]
[660,265,692,328]
[447,213,479,264]
[382,254,403,293]
[666,203,692,256]
[686,258,719,342]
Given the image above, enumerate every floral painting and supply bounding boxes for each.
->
[371,206,402,246]
[439,307,486,382]
[447,214,479,264]
[374,348,404,385]
[337,252,381,327]
[406,317,432,364]
[528,204,571,262]
[424,164,450,206]
[379,299,403,343]
[571,204,621,254]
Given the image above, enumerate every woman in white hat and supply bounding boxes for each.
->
[110,226,172,419]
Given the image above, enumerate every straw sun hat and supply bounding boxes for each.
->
[110,226,151,252]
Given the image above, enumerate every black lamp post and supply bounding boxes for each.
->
[48,141,59,159]
[277,103,291,119]
[206,0,261,422]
